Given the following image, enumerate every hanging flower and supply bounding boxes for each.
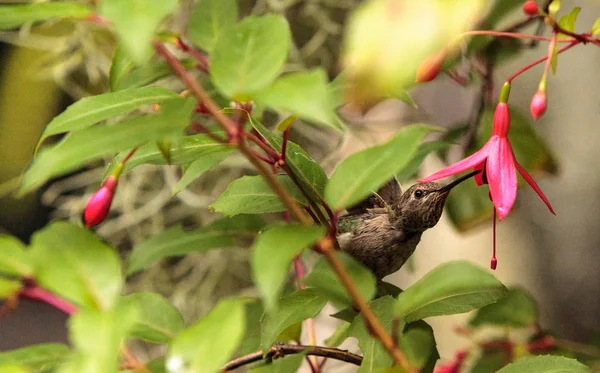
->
[419,83,555,220]
[84,175,118,228]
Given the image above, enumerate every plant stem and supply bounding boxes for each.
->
[506,40,579,83]
[318,240,415,372]
[155,40,414,371]
[293,256,320,372]
[20,287,77,315]
[153,42,238,139]
[223,343,363,371]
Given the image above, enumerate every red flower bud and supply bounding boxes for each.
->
[492,102,511,138]
[523,1,539,16]
[83,176,118,228]
[530,90,547,120]
[415,50,446,83]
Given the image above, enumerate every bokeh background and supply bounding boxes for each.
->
[1,0,600,370]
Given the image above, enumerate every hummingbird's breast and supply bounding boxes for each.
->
[337,212,422,280]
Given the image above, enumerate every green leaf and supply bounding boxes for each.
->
[210,175,307,216]
[347,296,394,372]
[255,69,340,129]
[106,133,232,177]
[65,305,138,373]
[120,292,185,343]
[117,59,196,90]
[238,299,264,355]
[497,355,589,373]
[100,0,178,64]
[0,3,91,30]
[211,15,290,100]
[396,141,452,183]
[127,215,264,274]
[173,151,233,194]
[252,224,325,310]
[325,322,352,347]
[30,222,122,310]
[187,0,238,53]
[21,98,195,194]
[558,7,580,39]
[397,320,439,370]
[260,289,326,351]
[250,117,328,201]
[0,235,33,277]
[470,287,538,328]
[0,344,71,373]
[325,124,434,209]
[37,87,180,146]
[592,17,600,35]
[0,364,29,373]
[394,261,507,322]
[109,46,135,92]
[167,298,246,373]
[0,278,22,299]
[251,354,305,373]
[304,253,376,307]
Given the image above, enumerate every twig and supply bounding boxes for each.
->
[293,257,320,371]
[317,239,415,372]
[222,343,363,371]
[155,40,415,372]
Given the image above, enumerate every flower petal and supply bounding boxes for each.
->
[418,140,493,183]
[487,138,517,219]
[515,161,556,215]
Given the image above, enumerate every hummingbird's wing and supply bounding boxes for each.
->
[345,178,402,215]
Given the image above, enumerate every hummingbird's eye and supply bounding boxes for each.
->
[414,189,424,199]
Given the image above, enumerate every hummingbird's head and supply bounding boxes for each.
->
[395,171,479,231]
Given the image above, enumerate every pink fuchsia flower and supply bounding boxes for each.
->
[419,85,555,220]
[530,89,547,120]
[84,175,118,228]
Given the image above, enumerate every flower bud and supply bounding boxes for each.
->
[415,50,446,83]
[83,176,117,228]
[530,90,547,120]
[492,102,511,138]
[523,1,539,16]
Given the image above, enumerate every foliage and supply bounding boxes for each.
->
[0,0,598,372]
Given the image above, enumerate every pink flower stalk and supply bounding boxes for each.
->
[530,89,547,120]
[83,175,117,228]
[434,350,468,373]
[419,98,555,220]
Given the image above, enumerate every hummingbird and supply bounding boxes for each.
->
[336,170,479,280]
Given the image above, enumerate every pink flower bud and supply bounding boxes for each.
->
[523,1,539,16]
[415,50,446,83]
[83,176,117,228]
[492,102,511,138]
[530,90,547,120]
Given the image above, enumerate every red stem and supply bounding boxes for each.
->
[506,40,580,83]
[21,287,77,315]
[122,147,138,164]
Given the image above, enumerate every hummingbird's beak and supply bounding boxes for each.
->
[436,170,481,193]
